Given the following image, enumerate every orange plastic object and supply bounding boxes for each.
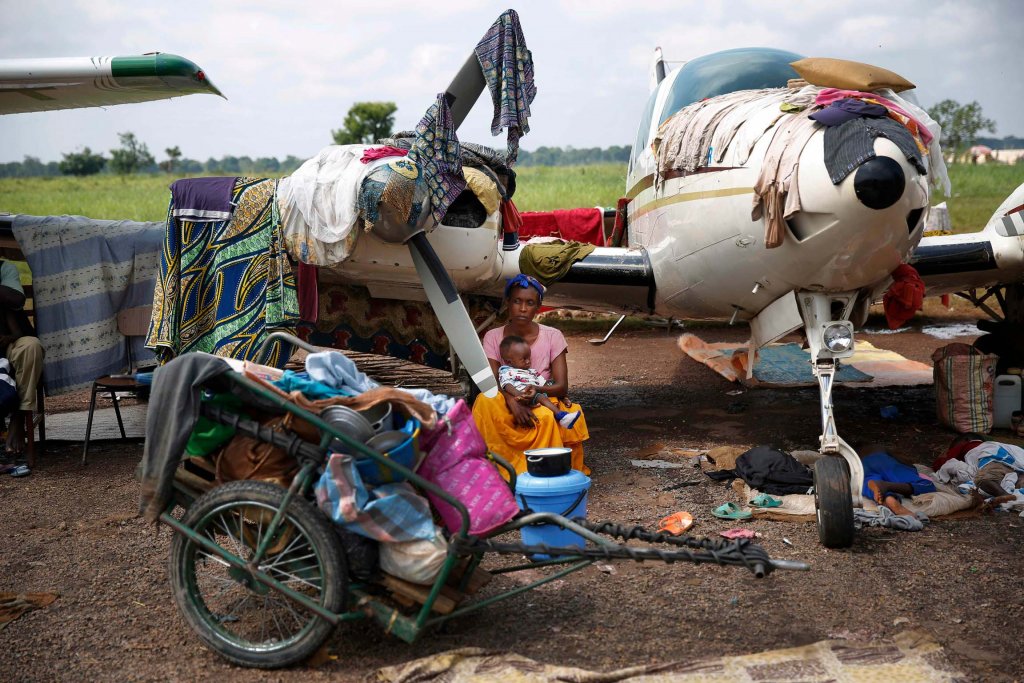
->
[657,511,694,535]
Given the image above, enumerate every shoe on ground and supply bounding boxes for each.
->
[557,411,580,429]
[10,463,30,477]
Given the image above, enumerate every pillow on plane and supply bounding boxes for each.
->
[790,57,915,93]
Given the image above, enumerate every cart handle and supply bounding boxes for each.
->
[258,330,324,366]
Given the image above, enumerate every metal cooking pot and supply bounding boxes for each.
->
[524,447,572,477]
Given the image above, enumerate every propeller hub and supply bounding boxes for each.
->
[853,156,905,210]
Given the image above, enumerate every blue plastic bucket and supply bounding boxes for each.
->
[354,416,420,485]
[515,470,591,559]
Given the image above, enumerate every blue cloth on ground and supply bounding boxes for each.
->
[861,450,936,500]
[724,343,872,384]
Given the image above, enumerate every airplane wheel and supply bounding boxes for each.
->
[814,456,854,548]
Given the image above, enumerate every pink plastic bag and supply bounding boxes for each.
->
[418,399,519,537]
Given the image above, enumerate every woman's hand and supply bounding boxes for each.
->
[505,392,537,428]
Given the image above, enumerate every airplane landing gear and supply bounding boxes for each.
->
[798,291,865,548]
[814,456,855,548]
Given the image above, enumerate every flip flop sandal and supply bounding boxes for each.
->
[657,511,694,535]
[712,502,751,520]
[749,493,782,508]
[10,464,30,478]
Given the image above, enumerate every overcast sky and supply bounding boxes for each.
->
[1,0,1022,164]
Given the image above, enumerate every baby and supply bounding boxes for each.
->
[498,335,580,429]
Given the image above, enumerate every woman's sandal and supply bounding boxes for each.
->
[712,502,751,520]
[749,493,782,508]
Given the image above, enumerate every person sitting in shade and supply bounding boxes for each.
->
[472,274,589,475]
[0,259,44,476]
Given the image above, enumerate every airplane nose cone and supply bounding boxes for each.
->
[853,156,906,210]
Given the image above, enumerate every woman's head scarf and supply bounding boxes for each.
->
[504,273,545,301]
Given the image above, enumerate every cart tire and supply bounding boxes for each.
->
[814,456,855,549]
[169,480,347,669]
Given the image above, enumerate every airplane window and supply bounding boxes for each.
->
[630,90,660,170]
[658,47,804,125]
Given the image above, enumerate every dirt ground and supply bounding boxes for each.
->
[2,306,1022,682]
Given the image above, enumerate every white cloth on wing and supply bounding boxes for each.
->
[277,145,394,266]
[876,88,951,196]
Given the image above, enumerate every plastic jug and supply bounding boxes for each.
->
[993,374,1022,429]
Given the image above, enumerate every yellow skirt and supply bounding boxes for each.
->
[471,393,589,475]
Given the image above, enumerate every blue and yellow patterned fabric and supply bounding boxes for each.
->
[147,177,299,366]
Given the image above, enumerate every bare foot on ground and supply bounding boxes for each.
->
[867,480,886,505]
[882,494,913,517]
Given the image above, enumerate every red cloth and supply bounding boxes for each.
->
[500,198,523,234]
[359,146,408,164]
[932,439,983,473]
[519,208,605,245]
[297,262,319,323]
[882,264,925,329]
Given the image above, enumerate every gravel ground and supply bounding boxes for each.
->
[1,309,1022,682]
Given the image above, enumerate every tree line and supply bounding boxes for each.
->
[1,98,1009,178]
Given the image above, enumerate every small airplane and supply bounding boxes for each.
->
[310,16,1024,548]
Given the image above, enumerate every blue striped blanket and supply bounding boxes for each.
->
[12,215,163,395]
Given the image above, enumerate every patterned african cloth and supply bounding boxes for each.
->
[474,8,536,166]
[298,282,500,369]
[147,177,299,366]
[11,215,163,395]
[408,93,466,224]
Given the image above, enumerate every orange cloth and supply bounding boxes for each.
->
[883,264,925,329]
[472,394,589,476]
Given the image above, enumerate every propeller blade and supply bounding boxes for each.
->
[408,233,498,398]
[444,51,487,131]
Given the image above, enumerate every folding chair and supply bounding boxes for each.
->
[82,306,152,465]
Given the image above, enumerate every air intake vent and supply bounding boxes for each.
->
[907,207,924,234]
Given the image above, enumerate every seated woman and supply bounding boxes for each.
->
[472,275,589,475]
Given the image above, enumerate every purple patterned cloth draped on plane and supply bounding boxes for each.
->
[474,8,536,166]
[408,94,466,224]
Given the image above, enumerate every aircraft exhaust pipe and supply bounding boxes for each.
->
[559,248,654,287]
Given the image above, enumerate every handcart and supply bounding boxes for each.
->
[158,335,809,669]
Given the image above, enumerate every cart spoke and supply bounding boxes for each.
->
[264,565,323,592]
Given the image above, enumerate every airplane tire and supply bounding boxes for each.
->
[814,456,855,549]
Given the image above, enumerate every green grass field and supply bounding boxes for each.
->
[1,162,1021,232]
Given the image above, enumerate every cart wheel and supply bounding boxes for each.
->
[169,481,347,669]
[813,456,855,549]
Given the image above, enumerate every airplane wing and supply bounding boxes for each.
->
[914,182,1024,298]
[0,53,223,115]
